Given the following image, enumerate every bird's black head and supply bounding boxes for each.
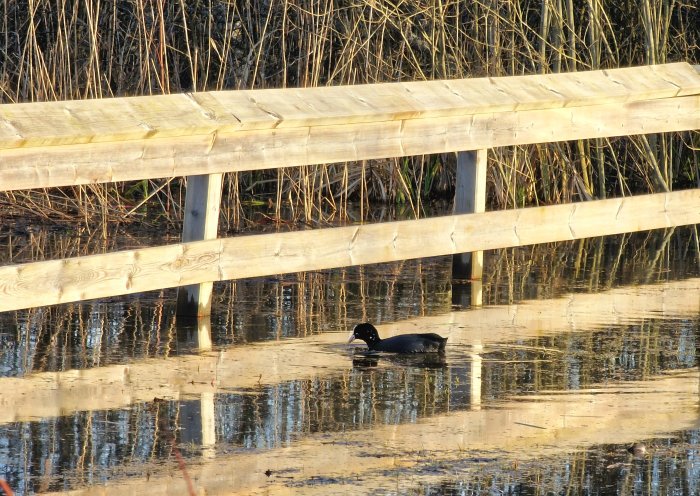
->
[347,322,381,345]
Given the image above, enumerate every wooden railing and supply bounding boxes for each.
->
[1,62,699,315]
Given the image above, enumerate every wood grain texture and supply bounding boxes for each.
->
[177,173,223,316]
[453,149,487,280]
[0,190,697,312]
[0,63,697,151]
[1,94,699,192]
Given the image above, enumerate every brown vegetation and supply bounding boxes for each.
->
[1,1,698,229]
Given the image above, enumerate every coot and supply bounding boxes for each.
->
[347,322,447,353]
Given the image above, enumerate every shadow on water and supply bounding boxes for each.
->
[0,226,698,494]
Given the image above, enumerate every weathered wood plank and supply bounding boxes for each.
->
[651,62,700,96]
[0,63,697,150]
[176,173,223,316]
[599,64,685,99]
[454,150,488,216]
[0,190,697,313]
[452,150,487,280]
[1,94,699,192]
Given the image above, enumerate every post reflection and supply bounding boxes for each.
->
[0,228,697,493]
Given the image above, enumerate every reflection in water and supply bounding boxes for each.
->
[2,227,696,377]
[0,227,697,493]
[417,430,700,495]
[480,319,699,395]
[0,301,177,376]
[217,364,459,448]
[0,314,696,493]
[0,404,176,493]
[351,351,448,369]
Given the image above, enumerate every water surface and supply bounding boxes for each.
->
[0,225,698,494]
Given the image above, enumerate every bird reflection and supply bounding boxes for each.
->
[351,350,447,369]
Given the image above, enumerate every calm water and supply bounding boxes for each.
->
[0,224,698,495]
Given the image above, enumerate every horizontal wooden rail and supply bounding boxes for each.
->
[1,63,699,192]
[3,95,699,192]
[2,63,698,148]
[0,190,697,313]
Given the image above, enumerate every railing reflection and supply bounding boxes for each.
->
[0,228,697,493]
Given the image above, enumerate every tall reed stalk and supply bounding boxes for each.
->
[0,0,697,231]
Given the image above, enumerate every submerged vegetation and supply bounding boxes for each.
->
[0,0,698,229]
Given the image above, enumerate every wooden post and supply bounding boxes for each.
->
[452,149,487,306]
[177,173,223,317]
[197,315,213,351]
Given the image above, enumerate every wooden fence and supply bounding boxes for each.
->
[1,62,700,315]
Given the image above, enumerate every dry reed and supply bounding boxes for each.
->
[0,0,698,230]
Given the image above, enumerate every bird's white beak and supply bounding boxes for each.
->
[347,331,356,343]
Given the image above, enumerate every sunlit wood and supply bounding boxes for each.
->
[0,64,699,192]
[0,277,697,425]
[453,149,487,281]
[0,94,698,192]
[0,190,697,313]
[0,63,698,315]
[195,316,213,351]
[176,173,223,316]
[1,63,696,150]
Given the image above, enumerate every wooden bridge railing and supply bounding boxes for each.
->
[1,62,699,315]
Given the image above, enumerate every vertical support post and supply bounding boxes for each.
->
[177,173,224,317]
[197,315,213,351]
[452,150,487,306]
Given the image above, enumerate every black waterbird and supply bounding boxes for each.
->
[347,322,447,353]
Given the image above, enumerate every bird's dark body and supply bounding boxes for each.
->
[348,323,447,353]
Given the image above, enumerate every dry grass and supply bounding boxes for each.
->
[0,0,698,230]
